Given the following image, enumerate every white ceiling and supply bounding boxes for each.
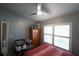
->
[2,3,79,21]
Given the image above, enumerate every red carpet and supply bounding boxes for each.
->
[23,43,72,56]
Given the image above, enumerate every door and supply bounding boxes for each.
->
[0,21,1,54]
[1,21,9,55]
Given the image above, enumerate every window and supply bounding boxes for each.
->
[44,24,71,50]
[44,25,53,44]
[54,25,69,37]
[54,25,70,50]
[54,37,69,50]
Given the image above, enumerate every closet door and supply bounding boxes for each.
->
[32,29,40,47]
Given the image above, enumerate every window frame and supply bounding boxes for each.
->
[43,25,53,44]
[53,22,72,51]
[43,22,72,52]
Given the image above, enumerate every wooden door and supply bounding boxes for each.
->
[2,22,7,42]
[32,29,40,47]
[1,21,9,55]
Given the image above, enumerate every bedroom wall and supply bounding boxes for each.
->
[40,13,79,56]
[0,5,36,55]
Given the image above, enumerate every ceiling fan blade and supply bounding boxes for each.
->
[29,13,37,15]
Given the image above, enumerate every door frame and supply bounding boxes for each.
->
[1,21,9,55]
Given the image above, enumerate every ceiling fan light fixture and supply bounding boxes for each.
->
[37,11,43,15]
[37,3,43,15]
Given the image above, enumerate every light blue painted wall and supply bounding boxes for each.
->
[0,5,36,55]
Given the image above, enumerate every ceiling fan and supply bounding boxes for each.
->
[29,3,43,15]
